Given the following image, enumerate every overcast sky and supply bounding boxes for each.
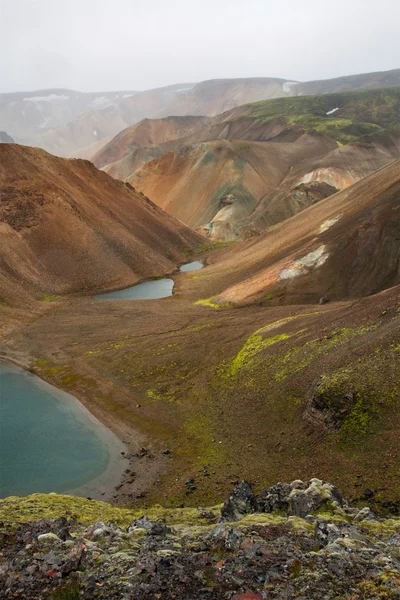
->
[1,0,399,93]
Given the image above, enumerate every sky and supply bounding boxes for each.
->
[1,0,400,93]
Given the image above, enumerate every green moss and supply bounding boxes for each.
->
[0,493,223,529]
[39,294,61,302]
[231,87,400,144]
[228,330,290,377]
[0,298,9,307]
[194,297,231,309]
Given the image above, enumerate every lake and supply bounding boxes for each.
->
[95,278,174,300]
[0,362,126,499]
[180,261,204,272]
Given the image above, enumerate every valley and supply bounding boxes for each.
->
[0,65,399,600]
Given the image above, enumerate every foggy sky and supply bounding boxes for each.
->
[1,0,400,93]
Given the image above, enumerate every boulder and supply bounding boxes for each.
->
[256,482,292,513]
[221,481,257,521]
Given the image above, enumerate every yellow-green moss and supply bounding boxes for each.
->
[228,331,290,377]
[0,493,222,528]
[194,297,231,309]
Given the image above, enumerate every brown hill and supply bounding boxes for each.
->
[239,132,400,234]
[111,88,400,239]
[187,160,400,306]
[92,116,212,169]
[128,135,337,239]
[0,144,204,308]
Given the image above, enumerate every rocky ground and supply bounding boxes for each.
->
[1,479,400,599]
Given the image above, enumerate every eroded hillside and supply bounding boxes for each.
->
[0,144,204,308]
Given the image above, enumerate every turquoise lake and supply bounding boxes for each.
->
[0,362,126,499]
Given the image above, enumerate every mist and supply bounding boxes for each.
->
[1,0,400,93]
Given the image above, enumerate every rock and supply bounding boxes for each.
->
[128,516,170,536]
[288,478,344,518]
[256,482,291,513]
[354,507,376,521]
[231,595,263,600]
[314,521,342,546]
[221,481,257,521]
[363,488,374,499]
[37,533,61,543]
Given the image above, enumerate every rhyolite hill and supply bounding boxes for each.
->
[101,87,400,240]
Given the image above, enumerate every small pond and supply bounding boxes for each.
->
[0,362,126,499]
[180,261,204,273]
[95,278,174,300]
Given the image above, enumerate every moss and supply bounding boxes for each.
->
[0,493,222,528]
[231,87,400,144]
[0,298,9,307]
[195,297,231,309]
[227,330,291,377]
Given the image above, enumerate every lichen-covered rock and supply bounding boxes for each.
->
[0,481,399,599]
[221,480,257,521]
[256,482,291,513]
[287,478,345,517]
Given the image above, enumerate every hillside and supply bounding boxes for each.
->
[92,115,212,169]
[128,135,337,238]
[0,144,204,308]
[6,68,399,158]
[188,160,400,306]
[121,88,400,238]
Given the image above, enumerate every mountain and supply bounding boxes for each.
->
[191,160,400,306]
[0,131,14,143]
[0,88,137,144]
[92,115,212,169]
[127,135,337,237]
[121,88,400,239]
[0,144,204,308]
[4,68,399,158]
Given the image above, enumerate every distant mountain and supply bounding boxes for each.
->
[92,115,212,169]
[3,68,399,158]
[118,87,400,239]
[0,131,14,143]
[0,88,138,147]
[0,144,204,307]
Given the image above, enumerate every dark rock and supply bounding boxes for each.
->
[221,481,257,521]
[256,482,292,513]
[129,516,171,536]
[363,488,374,499]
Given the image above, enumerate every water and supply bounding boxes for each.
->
[0,362,126,498]
[95,278,174,300]
[180,261,204,272]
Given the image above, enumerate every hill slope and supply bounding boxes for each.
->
[128,135,337,238]
[188,160,400,306]
[9,68,399,158]
[0,144,204,307]
[92,116,212,169]
[122,88,400,238]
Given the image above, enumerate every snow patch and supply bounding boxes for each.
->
[319,215,341,234]
[326,107,339,115]
[91,96,109,106]
[279,246,329,280]
[282,81,298,94]
[23,94,70,103]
